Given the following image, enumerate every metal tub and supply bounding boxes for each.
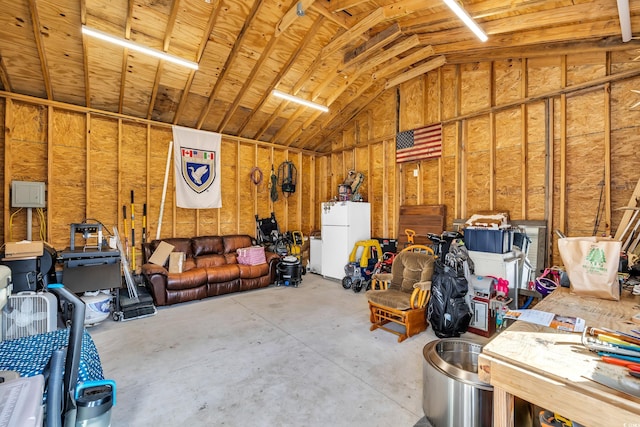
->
[422,339,493,427]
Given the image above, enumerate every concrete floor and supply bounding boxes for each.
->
[89,273,442,427]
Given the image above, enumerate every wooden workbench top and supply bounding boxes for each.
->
[478,286,640,427]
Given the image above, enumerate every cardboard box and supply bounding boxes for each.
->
[168,252,185,273]
[4,241,44,259]
[148,241,175,266]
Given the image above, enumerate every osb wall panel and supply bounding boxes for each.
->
[7,103,48,242]
[400,78,424,130]
[301,153,313,235]
[255,145,273,223]
[219,140,238,236]
[50,110,86,247]
[460,62,491,115]
[239,143,256,234]
[465,115,491,216]
[566,52,606,86]
[370,90,396,140]
[495,59,523,104]
[421,159,440,206]
[528,57,561,97]
[495,145,523,219]
[285,153,301,234]
[441,67,458,120]
[354,146,368,200]
[425,72,441,124]
[120,122,151,252]
[441,123,457,224]
[271,149,287,232]
[88,116,118,230]
[402,164,418,205]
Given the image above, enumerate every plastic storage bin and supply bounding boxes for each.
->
[464,228,514,253]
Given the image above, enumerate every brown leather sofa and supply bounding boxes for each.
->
[141,235,280,306]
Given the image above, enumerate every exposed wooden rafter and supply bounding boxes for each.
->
[146,0,181,119]
[28,0,52,99]
[275,0,316,36]
[196,0,263,129]
[80,0,90,107]
[243,16,326,140]
[384,55,446,89]
[172,1,221,125]
[342,23,402,68]
[118,0,135,114]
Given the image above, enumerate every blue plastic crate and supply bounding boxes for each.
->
[463,228,514,253]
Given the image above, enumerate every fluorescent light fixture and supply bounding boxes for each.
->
[442,0,488,42]
[272,90,329,112]
[81,26,199,70]
[617,0,632,42]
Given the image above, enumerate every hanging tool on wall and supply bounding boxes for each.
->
[123,205,129,263]
[131,190,136,271]
[277,160,297,197]
[269,165,278,202]
[142,203,147,244]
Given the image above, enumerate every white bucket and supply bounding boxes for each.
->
[81,291,112,326]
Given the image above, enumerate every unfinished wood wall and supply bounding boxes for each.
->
[1,97,316,271]
[320,50,640,266]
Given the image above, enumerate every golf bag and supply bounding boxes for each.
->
[427,258,473,339]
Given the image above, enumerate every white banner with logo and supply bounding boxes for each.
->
[172,125,222,209]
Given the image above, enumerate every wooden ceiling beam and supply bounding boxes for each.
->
[196,0,263,129]
[384,55,446,89]
[147,0,181,119]
[430,18,628,57]
[275,0,316,37]
[28,0,52,99]
[321,8,384,60]
[371,45,438,80]
[343,22,402,68]
[327,0,369,13]
[173,1,221,125]
[309,1,359,31]
[321,0,427,60]
[342,34,424,75]
[443,37,640,64]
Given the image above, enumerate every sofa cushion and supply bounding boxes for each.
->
[192,236,224,257]
[194,254,227,268]
[223,235,254,254]
[166,268,208,290]
[204,264,240,283]
[238,263,269,279]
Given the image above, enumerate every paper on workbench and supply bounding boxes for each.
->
[504,309,586,332]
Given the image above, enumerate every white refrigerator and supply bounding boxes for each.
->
[321,201,371,280]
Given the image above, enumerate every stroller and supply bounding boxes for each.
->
[255,213,289,255]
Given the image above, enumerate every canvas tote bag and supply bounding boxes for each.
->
[557,236,621,300]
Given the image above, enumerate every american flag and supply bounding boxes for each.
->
[396,123,442,163]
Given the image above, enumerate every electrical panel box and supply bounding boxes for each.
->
[11,181,46,208]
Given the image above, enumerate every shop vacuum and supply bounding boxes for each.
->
[275,256,304,287]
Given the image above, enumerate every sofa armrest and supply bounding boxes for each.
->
[141,263,168,306]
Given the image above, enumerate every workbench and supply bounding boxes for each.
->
[478,286,640,427]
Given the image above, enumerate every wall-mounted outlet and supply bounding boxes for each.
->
[413,168,419,177]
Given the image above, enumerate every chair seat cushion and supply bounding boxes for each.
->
[366,289,412,311]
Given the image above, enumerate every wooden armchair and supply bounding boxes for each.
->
[365,245,435,342]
